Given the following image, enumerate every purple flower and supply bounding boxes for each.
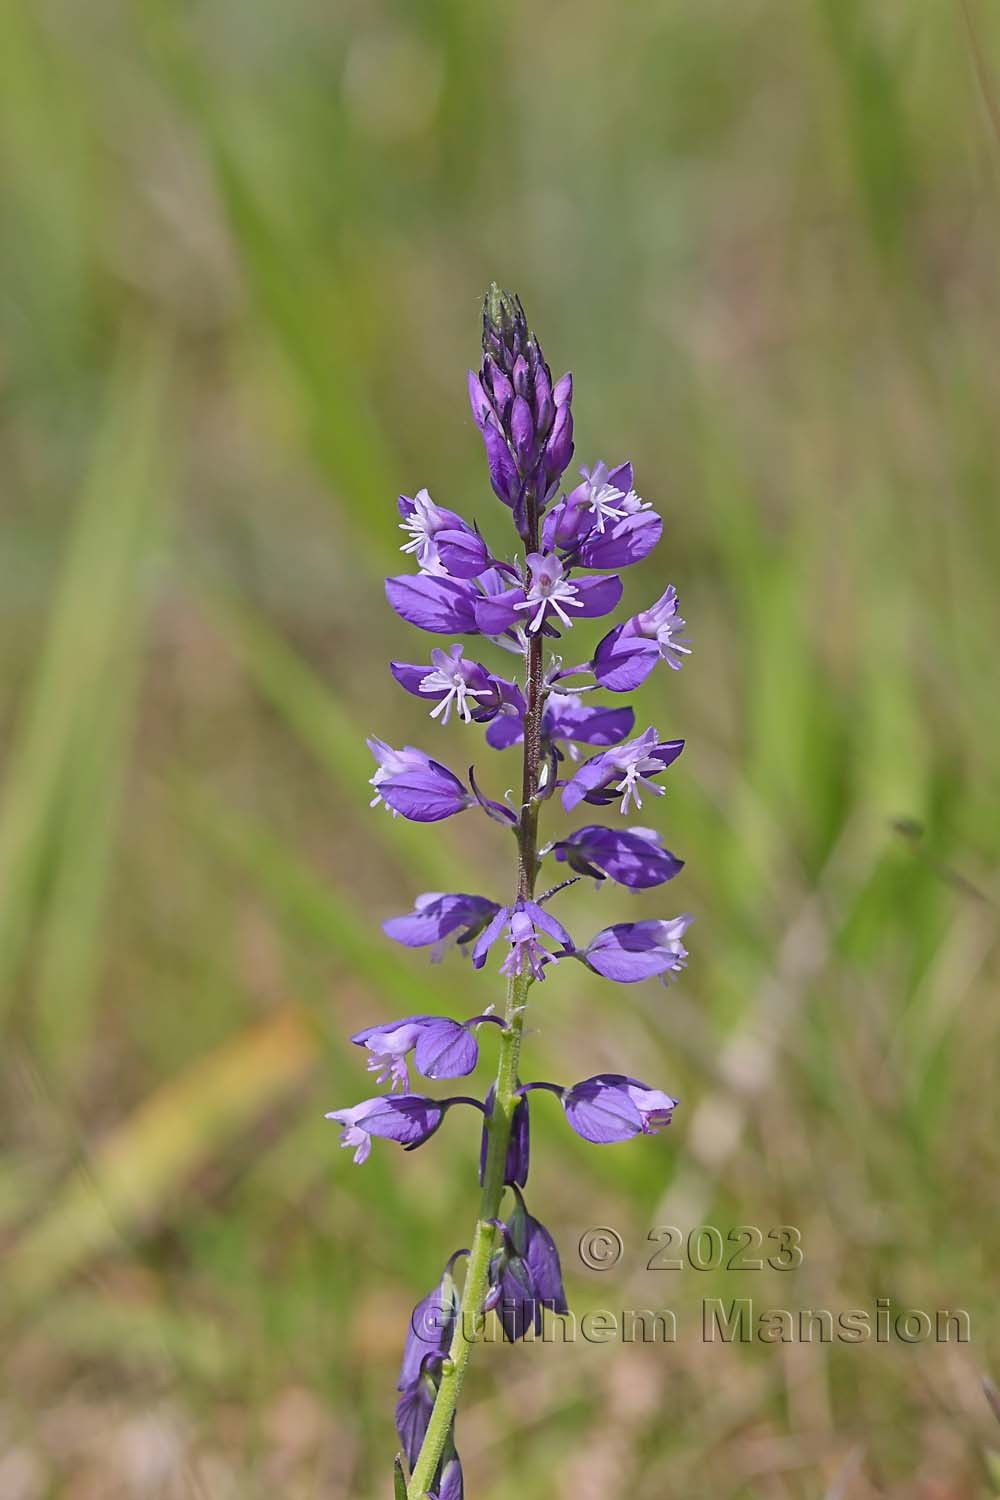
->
[544,462,633,546]
[368,738,472,822]
[471,900,573,981]
[562,1073,679,1143]
[480,1085,530,1188]
[474,554,623,638]
[398,490,489,578]
[351,1015,482,1090]
[390,645,499,726]
[486,1242,536,1342]
[325,1094,448,1164]
[382,891,501,959]
[551,824,684,888]
[593,585,691,691]
[385,574,481,636]
[578,915,693,983]
[561,726,685,814]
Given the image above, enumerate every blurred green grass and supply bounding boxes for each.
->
[1,2,999,1497]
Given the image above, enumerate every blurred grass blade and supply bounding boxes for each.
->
[0,352,167,1031]
[199,590,459,889]
[172,775,459,1018]
[5,1005,318,1310]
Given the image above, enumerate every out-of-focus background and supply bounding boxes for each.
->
[2,2,999,1497]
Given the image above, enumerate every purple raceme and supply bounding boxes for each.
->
[328,286,694,1499]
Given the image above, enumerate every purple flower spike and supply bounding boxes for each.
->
[385,574,481,636]
[325,1094,449,1163]
[368,738,472,822]
[471,900,573,981]
[351,1015,481,1089]
[382,891,501,959]
[593,585,691,691]
[561,727,685,814]
[480,1085,530,1188]
[562,1073,679,1144]
[398,490,487,578]
[579,915,693,983]
[552,824,684,888]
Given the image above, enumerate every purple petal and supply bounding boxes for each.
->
[481,423,519,507]
[560,750,613,813]
[389,660,439,698]
[583,921,679,982]
[435,528,490,579]
[380,764,470,822]
[382,893,499,948]
[592,626,660,692]
[413,1019,478,1079]
[471,906,509,969]
[474,588,525,637]
[395,1381,434,1467]
[385,575,480,635]
[578,510,662,570]
[523,900,574,952]
[571,573,624,619]
[563,1078,644,1144]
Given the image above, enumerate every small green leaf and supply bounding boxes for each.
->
[393,1453,408,1500]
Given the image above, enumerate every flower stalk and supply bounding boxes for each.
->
[326,284,693,1500]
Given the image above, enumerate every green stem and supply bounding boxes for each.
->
[407,518,545,1499]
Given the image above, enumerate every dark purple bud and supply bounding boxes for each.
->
[552,824,684,889]
[562,1073,679,1144]
[578,916,693,984]
[511,394,534,463]
[511,354,530,398]
[543,402,574,481]
[480,421,520,508]
[553,371,573,408]
[509,1189,568,1317]
[488,1245,536,1342]
[467,370,493,432]
[482,283,531,373]
[479,1085,530,1188]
